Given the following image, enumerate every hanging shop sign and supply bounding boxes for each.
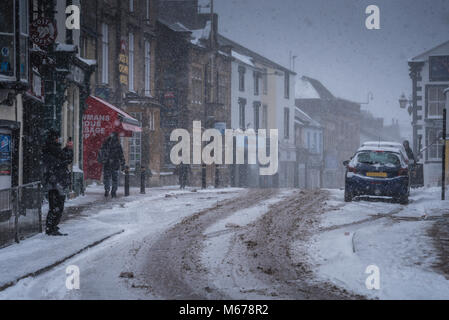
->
[30,18,58,47]
[119,40,128,86]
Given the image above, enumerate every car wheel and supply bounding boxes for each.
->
[344,189,352,202]
[398,195,408,205]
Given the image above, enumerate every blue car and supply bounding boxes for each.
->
[343,146,410,204]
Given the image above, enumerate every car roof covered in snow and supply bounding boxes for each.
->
[356,146,404,155]
[362,141,402,147]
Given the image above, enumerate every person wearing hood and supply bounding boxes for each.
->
[42,129,73,236]
[98,131,125,198]
[403,140,415,165]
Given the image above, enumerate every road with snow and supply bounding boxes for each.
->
[0,185,448,299]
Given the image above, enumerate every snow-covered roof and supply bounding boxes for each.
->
[362,141,402,148]
[295,77,320,99]
[231,50,254,67]
[190,20,211,47]
[357,145,403,154]
[217,34,295,75]
[78,57,97,66]
[409,39,449,62]
[295,76,335,100]
[294,107,321,128]
[55,43,77,52]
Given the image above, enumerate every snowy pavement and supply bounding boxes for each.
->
[0,185,243,299]
[1,184,448,299]
[291,187,449,299]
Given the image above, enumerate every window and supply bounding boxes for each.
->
[427,86,445,118]
[284,108,290,139]
[284,72,290,99]
[238,66,245,92]
[262,68,268,94]
[0,0,19,80]
[191,66,202,104]
[253,71,260,96]
[129,0,134,12]
[253,102,260,130]
[313,132,317,153]
[101,23,109,84]
[238,98,246,129]
[204,62,212,103]
[146,0,150,23]
[148,111,155,131]
[129,112,142,169]
[427,127,443,160]
[19,0,28,81]
[262,104,268,129]
[128,33,134,91]
[217,73,226,104]
[144,40,151,96]
[307,132,311,150]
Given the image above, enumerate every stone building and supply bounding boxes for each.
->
[79,0,162,186]
[408,40,449,186]
[155,15,232,187]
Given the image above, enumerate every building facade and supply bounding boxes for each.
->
[294,107,323,189]
[80,0,162,186]
[295,76,360,188]
[218,35,296,188]
[156,14,232,188]
[408,40,449,186]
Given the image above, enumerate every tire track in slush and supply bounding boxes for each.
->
[143,188,277,299]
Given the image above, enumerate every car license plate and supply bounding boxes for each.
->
[366,172,387,177]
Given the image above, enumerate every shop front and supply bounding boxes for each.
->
[83,96,141,181]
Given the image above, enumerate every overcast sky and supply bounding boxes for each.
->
[206,0,449,139]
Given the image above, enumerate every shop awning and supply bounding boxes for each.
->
[85,95,142,135]
[83,95,142,180]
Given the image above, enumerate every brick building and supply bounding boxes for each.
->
[79,0,163,185]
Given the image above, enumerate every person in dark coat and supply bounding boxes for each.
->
[403,140,415,165]
[177,163,191,189]
[42,129,73,236]
[98,132,125,198]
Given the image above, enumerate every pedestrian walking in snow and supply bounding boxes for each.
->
[177,163,191,189]
[98,132,125,198]
[42,129,73,236]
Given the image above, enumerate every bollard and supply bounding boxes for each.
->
[201,164,206,189]
[140,166,146,194]
[124,166,130,197]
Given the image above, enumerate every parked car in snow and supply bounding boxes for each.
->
[361,141,410,164]
[343,146,410,204]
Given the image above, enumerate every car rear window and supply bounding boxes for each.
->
[356,151,401,166]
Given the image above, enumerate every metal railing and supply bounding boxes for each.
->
[0,182,43,248]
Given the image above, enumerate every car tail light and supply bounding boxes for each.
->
[348,166,357,173]
[398,168,408,176]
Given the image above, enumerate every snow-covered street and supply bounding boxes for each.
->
[0,185,448,299]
